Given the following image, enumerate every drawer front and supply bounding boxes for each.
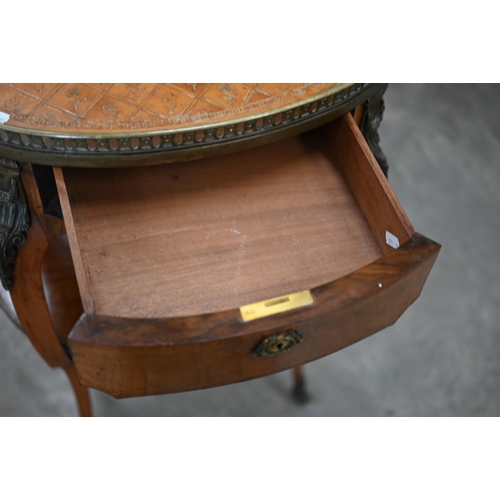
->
[69,234,440,398]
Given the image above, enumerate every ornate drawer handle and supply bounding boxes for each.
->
[252,330,303,357]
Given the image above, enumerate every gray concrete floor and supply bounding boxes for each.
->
[1,83,499,416]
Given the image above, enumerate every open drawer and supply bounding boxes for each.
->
[54,113,440,398]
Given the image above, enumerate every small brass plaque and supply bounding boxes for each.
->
[240,290,313,322]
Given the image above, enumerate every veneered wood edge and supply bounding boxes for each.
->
[53,167,95,313]
[69,234,441,397]
[317,113,414,252]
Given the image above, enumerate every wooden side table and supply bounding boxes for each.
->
[0,83,440,416]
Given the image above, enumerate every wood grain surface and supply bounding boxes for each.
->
[69,234,441,398]
[55,125,383,318]
[41,235,84,346]
[316,113,414,250]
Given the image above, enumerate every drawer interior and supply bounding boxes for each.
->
[49,113,438,398]
[54,114,413,320]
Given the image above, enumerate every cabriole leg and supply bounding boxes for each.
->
[5,161,90,416]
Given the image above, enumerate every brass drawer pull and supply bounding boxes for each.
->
[252,330,303,357]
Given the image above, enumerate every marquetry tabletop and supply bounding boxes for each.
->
[0,83,382,167]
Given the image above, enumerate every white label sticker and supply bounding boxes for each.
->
[0,111,10,124]
[385,230,400,249]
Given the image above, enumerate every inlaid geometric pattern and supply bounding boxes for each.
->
[0,83,341,135]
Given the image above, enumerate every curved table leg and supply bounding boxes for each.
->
[7,162,91,416]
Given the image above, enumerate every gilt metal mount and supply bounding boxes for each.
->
[360,83,389,178]
[252,330,303,357]
[0,157,30,290]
